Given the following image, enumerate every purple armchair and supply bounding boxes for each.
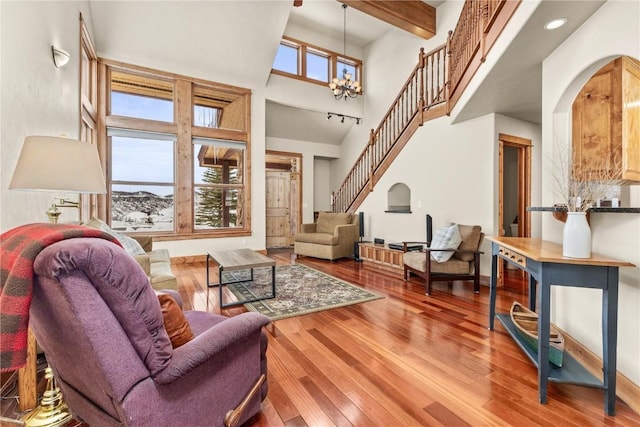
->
[29,238,270,427]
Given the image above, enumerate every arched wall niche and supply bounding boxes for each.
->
[386,182,411,213]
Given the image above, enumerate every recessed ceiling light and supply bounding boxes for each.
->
[544,18,567,30]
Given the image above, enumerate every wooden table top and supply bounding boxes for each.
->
[208,248,275,270]
[487,236,635,268]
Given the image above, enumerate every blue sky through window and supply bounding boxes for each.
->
[111,92,173,122]
[338,61,356,80]
[111,137,174,187]
[273,44,297,74]
[306,51,328,82]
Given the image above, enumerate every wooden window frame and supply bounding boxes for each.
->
[271,35,363,89]
[97,60,252,241]
[79,14,98,223]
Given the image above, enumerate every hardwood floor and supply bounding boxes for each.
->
[2,250,638,426]
[178,250,640,427]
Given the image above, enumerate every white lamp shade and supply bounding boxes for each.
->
[10,136,106,193]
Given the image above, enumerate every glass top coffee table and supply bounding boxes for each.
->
[206,248,276,308]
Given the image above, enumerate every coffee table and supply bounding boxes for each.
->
[206,248,276,308]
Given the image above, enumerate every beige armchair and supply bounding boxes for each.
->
[294,212,359,260]
[403,224,484,295]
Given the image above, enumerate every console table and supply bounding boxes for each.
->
[487,236,634,415]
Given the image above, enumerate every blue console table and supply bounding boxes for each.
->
[487,236,635,415]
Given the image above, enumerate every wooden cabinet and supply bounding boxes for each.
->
[572,56,640,182]
[358,243,405,276]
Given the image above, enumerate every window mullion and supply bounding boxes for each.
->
[300,45,306,78]
[175,79,193,234]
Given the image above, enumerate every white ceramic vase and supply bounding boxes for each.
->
[563,212,591,258]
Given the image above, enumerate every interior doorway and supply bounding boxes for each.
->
[498,133,531,291]
[265,151,302,248]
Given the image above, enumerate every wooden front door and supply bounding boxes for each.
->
[266,170,292,248]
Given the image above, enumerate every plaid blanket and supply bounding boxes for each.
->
[0,223,122,372]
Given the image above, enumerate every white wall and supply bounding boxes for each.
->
[358,113,496,275]
[1,1,93,231]
[314,158,332,213]
[542,0,640,385]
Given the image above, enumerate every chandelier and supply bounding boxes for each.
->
[329,4,362,100]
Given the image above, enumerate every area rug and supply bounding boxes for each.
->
[223,264,383,321]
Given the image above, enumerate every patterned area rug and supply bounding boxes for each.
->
[224,264,383,321]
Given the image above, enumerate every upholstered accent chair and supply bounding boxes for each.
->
[294,212,359,260]
[30,238,270,427]
[403,224,484,295]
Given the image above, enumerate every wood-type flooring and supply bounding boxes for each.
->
[2,249,638,426]
[181,249,640,427]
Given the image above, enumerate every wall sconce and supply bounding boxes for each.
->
[51,46,70,68]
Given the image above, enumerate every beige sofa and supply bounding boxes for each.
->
[294,212,359,260]
[131,235,179,291]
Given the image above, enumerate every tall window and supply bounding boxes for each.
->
[99,62,251,238]
[108,129,176,232]
[193,139,245,229]
[272,36,363,89]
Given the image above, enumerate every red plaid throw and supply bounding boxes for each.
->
[0,223,122,372]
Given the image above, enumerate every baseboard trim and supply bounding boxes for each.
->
[559,326,640,415]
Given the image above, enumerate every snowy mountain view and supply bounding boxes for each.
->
[111,190,174,232]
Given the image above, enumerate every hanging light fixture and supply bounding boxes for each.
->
[329,4,362,100]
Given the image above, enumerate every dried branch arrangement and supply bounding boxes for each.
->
[551,140,623,212]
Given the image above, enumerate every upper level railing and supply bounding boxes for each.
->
[332,0,520,214]
[448,0,517,109]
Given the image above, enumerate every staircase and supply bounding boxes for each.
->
[332,0,520,214]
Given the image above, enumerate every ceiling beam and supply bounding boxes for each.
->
[339,1,436,40]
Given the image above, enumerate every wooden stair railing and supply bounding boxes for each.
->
[332,45,447,214]
[332,0,520,214]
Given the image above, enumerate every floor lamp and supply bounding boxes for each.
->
[9,135,106,427]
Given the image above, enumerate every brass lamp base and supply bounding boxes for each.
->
[45,205,62,224]
[21,367,72,427]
